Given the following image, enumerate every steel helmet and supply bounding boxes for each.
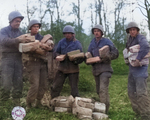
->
[8,11,24,23]
[126,22,140,33]
[63,25,75,34]
[91,24,104,35]
[28,19,41,30]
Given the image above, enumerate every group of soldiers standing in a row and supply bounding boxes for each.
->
[0,11,150,120]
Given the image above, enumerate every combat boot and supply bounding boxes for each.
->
[26,103,32,112]
[35,99,43,108]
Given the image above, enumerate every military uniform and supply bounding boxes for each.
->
[88,37,118,113]
[126,22,150,120]
[0,11,24,102]
[87,24,118,113]
[26,20,48,108]
[51,25,83,99]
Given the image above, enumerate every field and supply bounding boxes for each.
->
[0,53,149,120]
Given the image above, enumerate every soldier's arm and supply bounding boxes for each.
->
[137,36,149,61]
[0,29,19,47]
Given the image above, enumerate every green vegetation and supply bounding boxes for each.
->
[0,53,144,120]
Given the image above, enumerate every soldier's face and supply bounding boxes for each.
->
[64,33,73,40]
[129,28,139,37]
[93,29,102,38]
[10,18,22,29]
[30,24,40,35]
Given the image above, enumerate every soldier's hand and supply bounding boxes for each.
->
[46,40,54,47]
[133,59,142,67]
[40,43,50,51]
[46,40,54,51]
[85,52,92,59]
[16,37,31,43]
[16,34,35,43]
[56,55,66,61]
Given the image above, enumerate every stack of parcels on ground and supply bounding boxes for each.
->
[41,91,52,109]
[19,34,54,60]
[123,44,150,67]
[50,95,108,120]
[86,45,110,64]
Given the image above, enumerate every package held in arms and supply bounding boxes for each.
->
[19,40,39,53]
[123,44,150,66]
[67,50,84,61]
[17,34,35,43]
[86,56,101,64]
[99,45,111,61]
[56,55,66,61]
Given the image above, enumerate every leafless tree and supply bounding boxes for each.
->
[137,0,150,31]
[26,0,37,26]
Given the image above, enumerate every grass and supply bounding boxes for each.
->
[0,53,145,120]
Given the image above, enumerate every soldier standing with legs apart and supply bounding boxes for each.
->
[125,22,150,120]
[26,19,53,109]
[86,25,119,114]
[0,11,31,106]
[51,25,84,99]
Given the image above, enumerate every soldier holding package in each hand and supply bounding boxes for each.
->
[0,11,30,105]
[125,22,150,120]
[51,25,83,99]
[86,25,119,114]
[26,19,53,109]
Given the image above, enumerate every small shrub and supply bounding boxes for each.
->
[78,74,94,92]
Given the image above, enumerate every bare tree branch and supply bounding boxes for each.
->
[138,3,146,9]
[136,7,148,18]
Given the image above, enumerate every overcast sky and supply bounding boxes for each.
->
[0,0,149,39]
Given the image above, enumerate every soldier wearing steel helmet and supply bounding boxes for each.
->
[0,11,31,105]
[25,19,51,109]
[86,24,119,114]
[125,21,150,119]
[51,25,83,99]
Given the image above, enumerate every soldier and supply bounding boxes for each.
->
[125,22,150,120]
[26,19,51,109]
[0,11,30,105]
[86,25,119,114]
[51,25,84,99]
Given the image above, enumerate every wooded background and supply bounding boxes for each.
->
[18,0,150,52]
